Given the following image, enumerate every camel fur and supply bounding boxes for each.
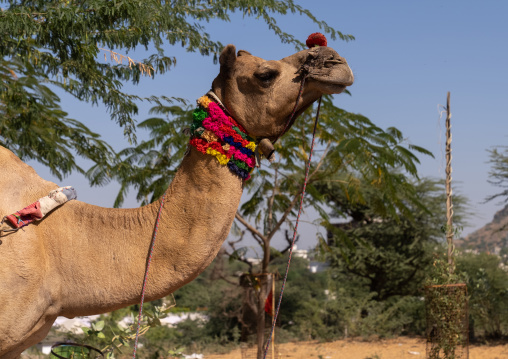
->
[0,44,353,358]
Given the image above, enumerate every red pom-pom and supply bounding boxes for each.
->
[306,33,327,48]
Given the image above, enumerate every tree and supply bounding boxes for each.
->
[0,0,353,178]
[321,178,466,301]
[486,145,508,203]
[101,95,432,357]
[456,252,508,339]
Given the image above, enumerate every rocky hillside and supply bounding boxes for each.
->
[458,204,508,252]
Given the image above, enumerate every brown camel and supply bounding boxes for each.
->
[0,43,353,358]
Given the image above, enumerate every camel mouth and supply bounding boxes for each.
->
[307,77,352,95]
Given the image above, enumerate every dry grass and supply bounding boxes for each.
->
[204,337,508,359]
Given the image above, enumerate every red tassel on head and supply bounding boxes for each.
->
[306,32,327,48]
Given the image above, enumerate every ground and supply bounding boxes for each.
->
[205,337,508,359]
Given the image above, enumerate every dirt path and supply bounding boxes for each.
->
[205,337,508,359]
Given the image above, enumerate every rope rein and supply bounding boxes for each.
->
[273,75,308,145]
[132,194,166,359]
[263,96,323,359]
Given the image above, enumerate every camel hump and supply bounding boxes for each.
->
[0,146,59,213]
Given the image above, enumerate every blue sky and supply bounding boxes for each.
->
[28,1,508,251]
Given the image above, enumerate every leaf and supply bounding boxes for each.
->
[229,247,248,263]
[150,317,162,327]
[94,320,105,331]
[269,247,283,259]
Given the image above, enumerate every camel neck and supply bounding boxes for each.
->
[134,147,246,303]
[56,146,244,316]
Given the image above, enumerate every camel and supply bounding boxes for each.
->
[0,43,353,358]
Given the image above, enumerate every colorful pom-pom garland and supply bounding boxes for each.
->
[306,32,327,48]
[189,95,257,180]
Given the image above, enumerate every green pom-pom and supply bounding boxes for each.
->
[190,108,208,135]
[232,126,247,139]
[232,159,249,171]
[193,108,207,122]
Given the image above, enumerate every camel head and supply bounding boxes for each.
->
[211,44,354,141]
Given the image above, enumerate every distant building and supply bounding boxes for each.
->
[293,245,309,259]
[246,257,261,266]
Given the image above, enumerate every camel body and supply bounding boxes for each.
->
[0,44,353,358]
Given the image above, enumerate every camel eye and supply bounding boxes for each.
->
[254,69,279,84]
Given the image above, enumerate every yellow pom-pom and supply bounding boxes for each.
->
[206,148,230,165]
[197,96,212,109]
[218,155,229,165]
[246,142,256,151]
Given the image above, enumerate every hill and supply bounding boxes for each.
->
[459,204,508,252]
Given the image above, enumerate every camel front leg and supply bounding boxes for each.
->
[0,317,56,359]
[0,314,57,359]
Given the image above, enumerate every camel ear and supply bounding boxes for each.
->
[219,44,237,76]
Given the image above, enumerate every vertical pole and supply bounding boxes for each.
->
[271,274,275,359]
[257,275,267,359]
[445,91,454,274]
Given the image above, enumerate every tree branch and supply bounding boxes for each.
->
[218,274,240,286]
[223,247,253,272]
[266,190,302,242]
[279,229,300,254]
[266,167,278,233]
[235,212,267,245]
[261,141,332,244]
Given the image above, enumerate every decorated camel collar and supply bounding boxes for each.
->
[189,94,257,181]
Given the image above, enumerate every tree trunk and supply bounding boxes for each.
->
[256,286,267,359]
[256,274,272,359]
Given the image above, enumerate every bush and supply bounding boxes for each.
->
[456,252,508,339]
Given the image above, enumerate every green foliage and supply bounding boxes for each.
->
[50,343,103,359]
[319,176,469,344]
[242,96,433,230]
[135,257,244,356]
[55,251,473,355]
[168,347,186,358]
[456,252,508,338]
[82,320,106,339]
[58,299,176,358]
[86,103,193,207]
[269,255,427,340]
[0,58,114,179]
[486,145,508,203]
[425,284,468,359]
[423,251,468,359]
[323,178,460,301]
[425,255,466,287]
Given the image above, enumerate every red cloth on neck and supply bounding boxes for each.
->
[5,201,43,228]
